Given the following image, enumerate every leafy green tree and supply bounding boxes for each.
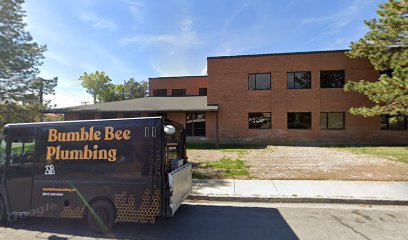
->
[29,77,58,105]
[123,78,149,99]
[0,0,47,100]
[344,0,408,123]
[96,78,149,103]
[79,71,112,103]
[99,84,122,102]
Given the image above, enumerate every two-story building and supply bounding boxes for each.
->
[54,50,408,144]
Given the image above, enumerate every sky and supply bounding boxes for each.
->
[23,0,384,108]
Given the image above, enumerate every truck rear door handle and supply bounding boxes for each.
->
[152,127,156,137]
[145,126,149,137]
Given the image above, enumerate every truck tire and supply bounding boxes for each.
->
[87,200,115,233]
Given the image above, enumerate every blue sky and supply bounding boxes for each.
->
[23,0,383,107]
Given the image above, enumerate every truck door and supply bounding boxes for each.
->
[5,138,35,213]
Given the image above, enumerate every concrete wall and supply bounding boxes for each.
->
[207,51,408,144]
[149,76,208,96]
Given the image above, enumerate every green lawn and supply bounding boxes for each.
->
[339,146,408,164]
[194,157,250,178]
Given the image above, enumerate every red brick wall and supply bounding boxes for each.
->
[207,51,408,144]
[149,76,208,96]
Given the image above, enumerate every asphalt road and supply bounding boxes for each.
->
[0,201,407,240]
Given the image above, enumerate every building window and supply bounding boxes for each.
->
[320,112,345,130]
[288,112,311,129]
[249,73,271,90]
[172,89,186,96]
[186,112,206,136]
[101,112,117,119]
[248,112,271,129]
[320,70,345,88]
[79,113,94,120]
[380,115,408,130]
[288,71,311,89]
[199,88,207,96]
[153,89,167,96]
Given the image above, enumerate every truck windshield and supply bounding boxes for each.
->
[0,138,5,164]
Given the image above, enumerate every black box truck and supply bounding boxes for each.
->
[0,117,192,232]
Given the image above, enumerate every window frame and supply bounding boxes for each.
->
[9,138,36,165]
[287,112,312,130]
[199,88,207,96]
[380,115,408,131]
[186,112,206,136]
[320,70,345,89]
[172,89,187,96]
[320,112,345,130]
[248,112,272,129]
[248,73,271,90]
[153,89,167,96]
[287,71,312,89]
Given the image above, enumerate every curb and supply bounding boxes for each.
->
[187,194,408,206]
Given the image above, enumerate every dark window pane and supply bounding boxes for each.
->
[295,72,311,89]
[287,73,295,89]
[288,113,311,129]
[172,89,186,96]
[321,112,345,129]
[256,74,271,90]
[248,112,271,129]
[320,70,345,88]
[328,113,344,129]
[380,115,408,130]
[153,89,167,96]
[249,73,271,90]
[199,88,207,96]
[288,72,311,89]
[320,113,328,129]
[101,112,117,119]
[186,112,206,136]
[79,113,94,120]
[248,74,256,90]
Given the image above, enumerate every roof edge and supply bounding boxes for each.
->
[149,75,207,80]
[207,49,350,60]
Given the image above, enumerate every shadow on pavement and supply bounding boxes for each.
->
[2,204,298,240]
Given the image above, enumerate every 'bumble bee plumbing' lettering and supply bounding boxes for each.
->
[46,127,131,162]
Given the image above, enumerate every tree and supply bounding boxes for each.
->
[0,0,47,101]
[344,0,408,123]
[29,77,58,105]
[123,78,149,99]
[79,71,112,103]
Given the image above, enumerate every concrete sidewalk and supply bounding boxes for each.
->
[189,179,408,205]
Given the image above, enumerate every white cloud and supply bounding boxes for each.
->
[121,0,145,21]
[200,65,207,75]
[79,12,117,30]
[223,2,249,32]
[120,17,200,48]
[298,0,371,42]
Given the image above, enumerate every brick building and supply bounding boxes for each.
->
[55,50,408,144]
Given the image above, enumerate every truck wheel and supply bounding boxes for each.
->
[87,200,115,233]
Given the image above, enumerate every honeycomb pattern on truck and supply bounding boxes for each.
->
[61,206,85,219]
[114,189,160,223]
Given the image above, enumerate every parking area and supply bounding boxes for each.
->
[188,146,408,180]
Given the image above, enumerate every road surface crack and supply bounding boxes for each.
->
[331,215,371,240]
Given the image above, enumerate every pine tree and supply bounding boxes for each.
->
[0,0,47,100]
[345,0,408,123]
